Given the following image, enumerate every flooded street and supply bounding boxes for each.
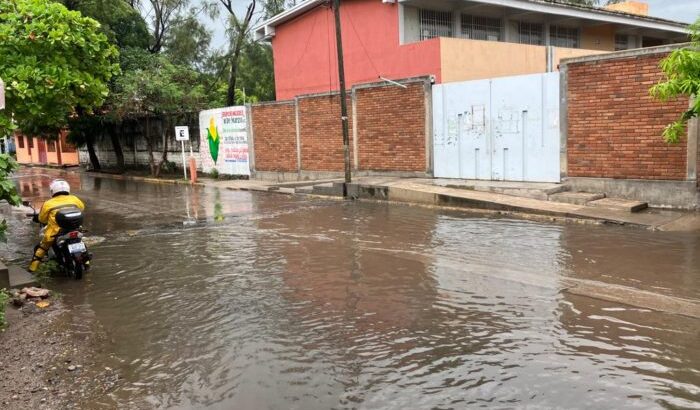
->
[3,169,700,409]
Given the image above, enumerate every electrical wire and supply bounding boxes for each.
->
[345,5,381,79]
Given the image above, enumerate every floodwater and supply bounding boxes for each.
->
[3,169,699,409]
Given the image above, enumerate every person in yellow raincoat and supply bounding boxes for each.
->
[29,179,85,272]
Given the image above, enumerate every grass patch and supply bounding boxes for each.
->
[33,260,62,287]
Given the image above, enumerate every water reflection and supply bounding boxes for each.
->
[1,169,698,409]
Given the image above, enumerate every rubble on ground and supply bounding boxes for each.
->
[9,287,52,311]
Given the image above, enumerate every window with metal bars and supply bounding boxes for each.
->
[419,9,453,40]
[518,22,544,45]
[615,34,630,50]
[550,25,579,48]
[461,14,502,41]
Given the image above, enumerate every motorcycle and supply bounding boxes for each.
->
[24,201,91,280]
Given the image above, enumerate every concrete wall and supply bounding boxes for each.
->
[580,24,617,51]
[271,0,441,100]
[553,47,608,69]
[250,77,431,180]
[440,38,545,83]
[440,38,607,83]
[604,1,649,16]
[78,144,196,171]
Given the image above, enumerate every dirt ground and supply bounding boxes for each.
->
[0,299,121,409]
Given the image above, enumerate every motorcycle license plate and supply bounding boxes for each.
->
[68,242,86,254]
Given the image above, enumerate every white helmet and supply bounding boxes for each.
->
[49,179,70,196]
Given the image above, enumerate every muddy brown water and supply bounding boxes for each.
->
[3,169,699,409]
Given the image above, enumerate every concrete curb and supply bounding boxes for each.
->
[0,262,39,289]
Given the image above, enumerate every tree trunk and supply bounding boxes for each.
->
[154,117,169,178]
[110,123,125,172]
[145,117,157,176]
[85,136,101,171]
[226,41,245,106]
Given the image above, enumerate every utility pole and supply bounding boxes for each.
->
[332,0,352,196]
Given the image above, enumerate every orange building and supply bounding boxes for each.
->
[14,130,80,166]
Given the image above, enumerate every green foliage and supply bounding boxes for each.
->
[0,154,21,243]
[33,260,61,286]
[0,0,120,137]
[164,14,212,69]
[110,48,209,118]
[236,41,275,102]
[651,19,700,143]
[60,0,149,49]
[0,289,9,328]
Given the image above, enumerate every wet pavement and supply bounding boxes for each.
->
[2,168,699,409]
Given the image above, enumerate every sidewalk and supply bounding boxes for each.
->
[208,176,697,232]
[76,170,699,232]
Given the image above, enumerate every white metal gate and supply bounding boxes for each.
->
[433,72,560,182]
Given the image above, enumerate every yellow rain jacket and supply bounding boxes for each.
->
[29,194,85,272]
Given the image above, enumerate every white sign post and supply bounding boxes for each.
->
[175,126,190,180]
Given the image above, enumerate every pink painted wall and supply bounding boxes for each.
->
[272,0,441,100]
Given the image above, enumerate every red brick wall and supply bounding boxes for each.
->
[251,103,298,172]
[298,94,354,172]
[356,83,426,172]
[567,53,689,180]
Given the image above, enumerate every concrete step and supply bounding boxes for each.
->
[441,181,569,201]
[0,263,38,290]
[588,197,649,213]
[549,191,606,206]
[9,266,38,288]
[312,183,343,197]
[294,186,314,194]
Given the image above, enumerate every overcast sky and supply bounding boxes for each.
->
[208,0,700,49]
[645,0,699,22]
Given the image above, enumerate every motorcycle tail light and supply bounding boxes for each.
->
[69,231,80,239]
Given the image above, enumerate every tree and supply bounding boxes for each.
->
[0,154,22,242]
[215,0,257,106]
[60,0,150,171]
[145,0,190,54]
[60,0,149,49]
[0,0,120,137]
[237,40,275,102]
[110,49,208,176]
[163,13,212,70]
[651,18,700,143]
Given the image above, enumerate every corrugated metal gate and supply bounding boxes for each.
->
[433,72,560,182]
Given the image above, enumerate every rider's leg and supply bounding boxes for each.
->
[28,226,58,272]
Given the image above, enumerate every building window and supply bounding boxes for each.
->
[550,25,579,48]
[17,136,25,149]
[27,136,33,149]
[48,141,57,152]
[615,34,630,51]
[461,15,502,41]
[60,133,76,153]
[419,9,453,40]
[518,22,544,45]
